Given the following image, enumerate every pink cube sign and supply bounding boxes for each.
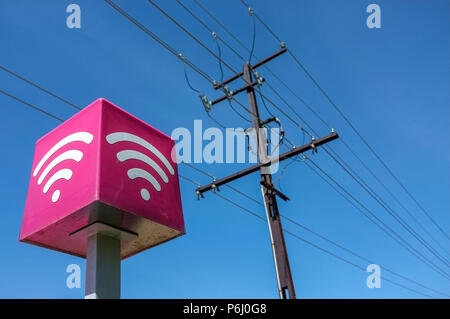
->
[20,98,185,259]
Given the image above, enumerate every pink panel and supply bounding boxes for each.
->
[98,99,185,233]
[20,100,101,241]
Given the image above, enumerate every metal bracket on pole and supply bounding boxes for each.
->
[260,181,290,202]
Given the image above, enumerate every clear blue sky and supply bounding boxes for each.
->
[0,0,448,298]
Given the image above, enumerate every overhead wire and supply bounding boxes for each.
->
[104,0,214,84]
[323,146,450,267]
[0,65,81,111]
[175,0,247,62]
[339,138,450,258]
[181,157,450,297]
[247,7,256,65]
[104,0,258,130]
[306,155,450,281]
[188,0,333,130]
[101,0,450,289]
[6,0,444,276]
[170,0,450,270]
[227,1,449,264]
[237,0,449,242]
[244,1,449,266]
[2,77,446,298]
[0,88,65,122]
[275,138,450,280]
[146,0,315,139]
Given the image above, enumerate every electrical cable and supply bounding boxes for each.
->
[146,0,315,139]
[183,156,450,282]
[180,173,441,298]
[0,65,81,111]
[248,9,256,64]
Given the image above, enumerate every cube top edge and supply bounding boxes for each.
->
[35,98,174,145]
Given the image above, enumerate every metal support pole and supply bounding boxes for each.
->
[85,232,121,299]
[244,64,296,299]
[195,47,337,298]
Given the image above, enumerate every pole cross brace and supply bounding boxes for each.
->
[211,80,263,106]
[70,222,138,299]
[213,48,287,90]
[260,116,279,127]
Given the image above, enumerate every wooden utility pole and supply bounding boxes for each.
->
[196,47,338,299]
[243,63,295,298]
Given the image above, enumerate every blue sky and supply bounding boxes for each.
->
[0,0,449,298]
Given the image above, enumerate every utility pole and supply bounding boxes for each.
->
[196,46,338,299]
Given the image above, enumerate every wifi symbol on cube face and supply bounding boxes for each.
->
[33,132,94,203]
[106,132,175,201]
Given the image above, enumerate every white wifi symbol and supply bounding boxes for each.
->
[33,132,94,203]
[106,132,175,201]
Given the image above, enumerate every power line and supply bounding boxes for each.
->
[147,0,237,77]
[175,0,247,62]
[282,211,450,298]
[192,0,252,61]
[3,73,446,298]
[235,3,450,266]
[181,161,450,298]
[233,2,450,260]
[177,0,448,259]
[339,138,450,258]
[238,0,283,44]
[179,173,439,298]
[148,0,266,124]
[286,139,450,282]
[247,8,256,65]
[0,88,65,122]
[186,0,323,139]
[305,155,450,281]
[146,0,315,139]
[202,0,450,267]
[275,136,450,280]
[181,0,448,257]
[104,0,214,84]
[273,91,450,271]
[323,146,450,267]
[267,52,449,260]
[0,65,81,111]
[165,0,449,272]
[188,0,333,133]
[105,0,261,124]
[93,1,450,296]
[213,34,224,83]
[3,1,444,298]
[228,100,253,123]
[6,79,447,296]
[237,0,449,242]
[106,0,449,281]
